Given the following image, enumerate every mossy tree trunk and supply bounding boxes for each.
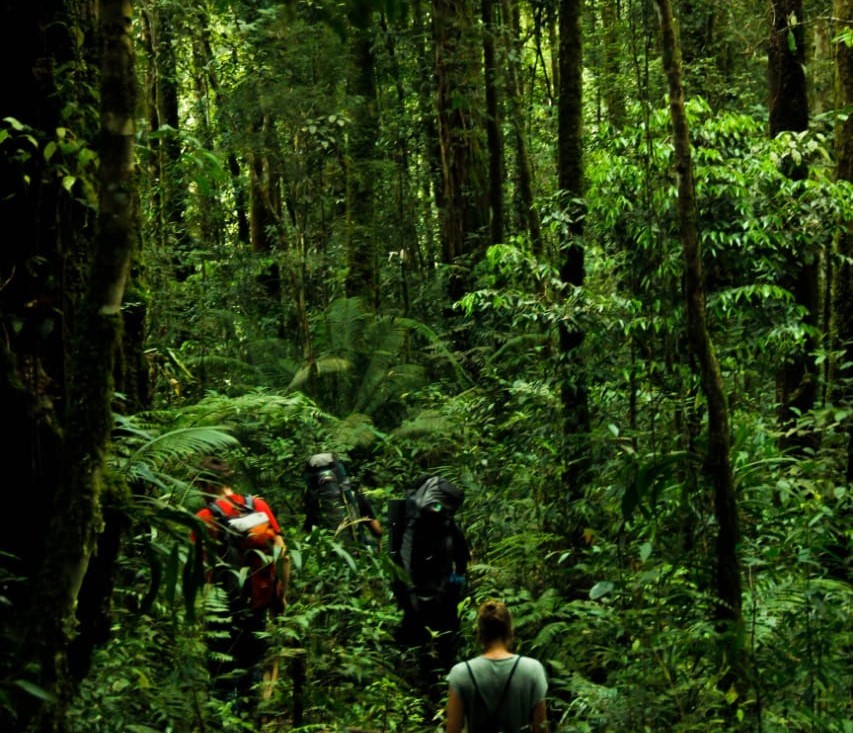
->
[0,1,138,730]
[833,0,853,480]
[655,0,746,699]
[0,0,88,724]
[431,0,490,303]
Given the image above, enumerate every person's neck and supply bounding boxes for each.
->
[481,641,513,660]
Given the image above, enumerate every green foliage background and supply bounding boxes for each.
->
[7,0,848,731]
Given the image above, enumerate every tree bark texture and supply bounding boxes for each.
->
[0,1,82,724]
[557,0,591,492]
[150,3,189,279]
[834,0,853,481]
[412,0,445,270]
[769,0,809,136]
[501,0,542,251]
[481,0,505,246]
[431,0,490,301]
[11,2,138,729]
[600,0,625,127]
[345,19,380,309]
[768,0,819,454]
[655,0,745,688]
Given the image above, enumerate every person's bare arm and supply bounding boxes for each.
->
[446,687,465,733]
[531,699,548,733]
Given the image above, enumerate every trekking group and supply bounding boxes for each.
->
[192,452,548,733]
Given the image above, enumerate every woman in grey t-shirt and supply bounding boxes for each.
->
[446,600,548,733]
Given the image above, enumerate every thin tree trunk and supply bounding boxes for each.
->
[345,19,380,308]
[655,0,745,693]
[557,0,590,496]
[482,0,504,246]
[412,0,444,271]
[833,0,853,482]
[601,0,625,127]
[501,0,542,251]
[152,2,189,280]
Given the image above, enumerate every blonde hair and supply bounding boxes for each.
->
[476,600,514,647]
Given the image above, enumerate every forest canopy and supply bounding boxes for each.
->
[0,0,851,732]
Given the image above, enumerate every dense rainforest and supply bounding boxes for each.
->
[1,0,851,732]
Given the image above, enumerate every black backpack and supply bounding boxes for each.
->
[303,453,363,541]
[388,475,469,617]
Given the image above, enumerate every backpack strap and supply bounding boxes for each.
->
[207,499,227,519]
[208,495,255,518]
[465,655,522,725]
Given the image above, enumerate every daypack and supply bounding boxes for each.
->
[303,453,363,541]
[207,495,281,610]
[388,475,468,617]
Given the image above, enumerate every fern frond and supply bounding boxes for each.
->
[396,316,473,387]
[392,410,454,437]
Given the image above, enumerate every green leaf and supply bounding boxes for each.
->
[330,541,357,571]
[62,175,76,192]
[589,581,614,600]
[14,679,55,702]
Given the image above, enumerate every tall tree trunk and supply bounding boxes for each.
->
[0,2,72,726]
[769,0,809,136]
[769,0,820,455]
[412,0,444,270]
[345,18,380,308]
[501,0,542,251]
[833,0,853,483]
[431,0,490,302]
[655,0,745,695]
[482,0,504,246]
[191,14,251,245]
[557,0,590,496]
[600,0,625,127]
[150,2,189,279]
[247,115,284,315]
[2,1,137,729]
[380,12,417,316]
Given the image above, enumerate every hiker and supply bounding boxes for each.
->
[192,456,291,707]
[446,600,548,733]
[389,474,470,687]
[303,452,383,546]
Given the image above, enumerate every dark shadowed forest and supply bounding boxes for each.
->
[1,0,851,732]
